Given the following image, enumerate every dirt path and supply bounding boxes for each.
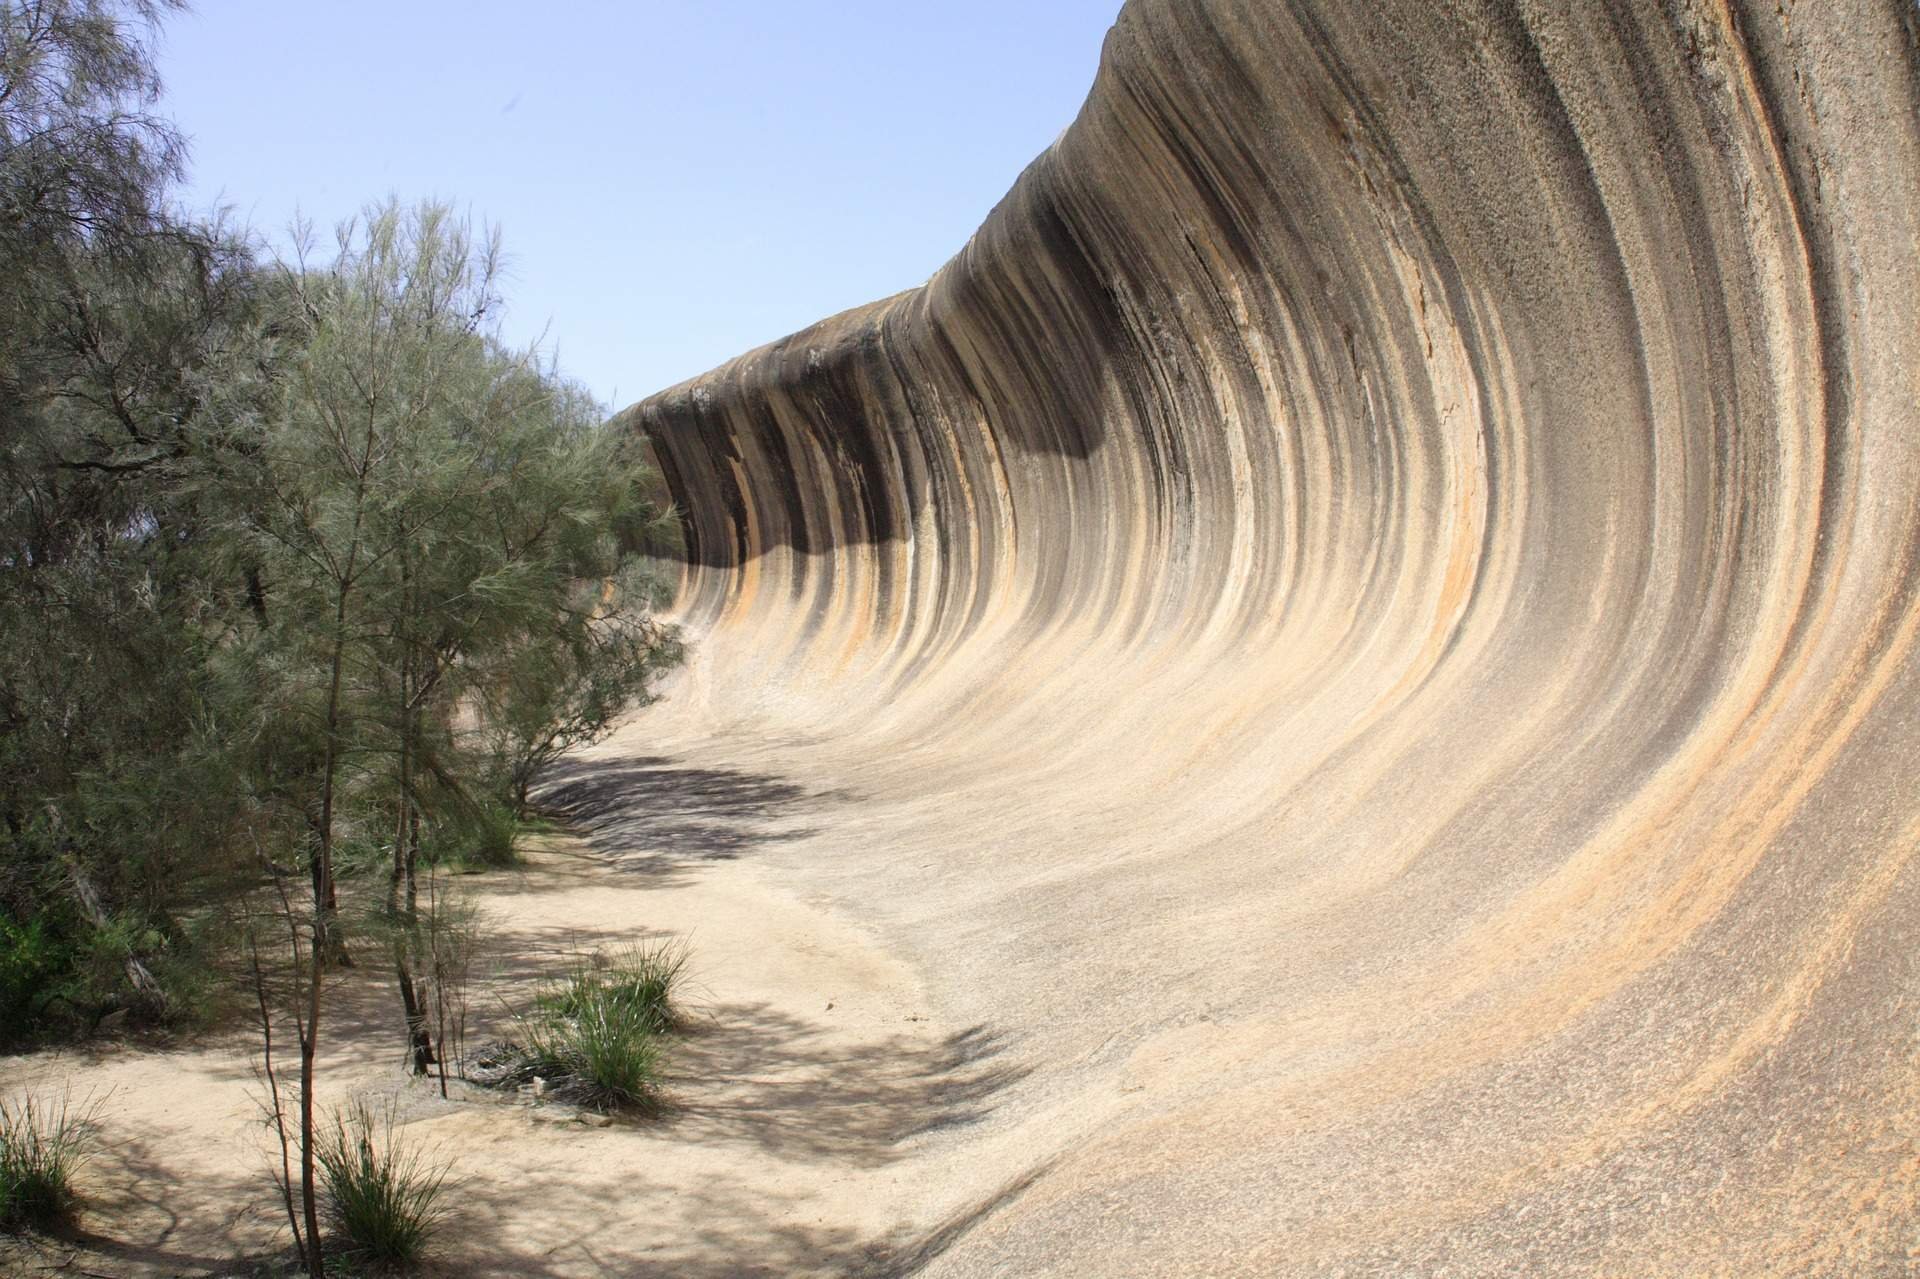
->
[4,751,1015,1277]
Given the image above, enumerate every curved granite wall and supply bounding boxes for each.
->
[628,2,1920,1273]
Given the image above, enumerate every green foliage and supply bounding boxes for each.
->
[0,917,72,1043]
[537,940,689,1033]
[0,0,184,256]
[0,0,269,1048]
[315,1101,448,1270]
[216,201,682,1068]
[0,184,683,1051]
[220,198,684,847]
[0,4,690,1267]
[479,554,684,820]
[0,1091,94,1233]
[516,990,667,1114]
[480,943,689,1113]
[462,801,522,870]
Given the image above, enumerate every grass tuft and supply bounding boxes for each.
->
[468,801,522,868]
[538,940,688,1032]
[518,991,666,1111]
[0,1090,93,1233]
[478,940,689,1112]
[316,1100,449,1269]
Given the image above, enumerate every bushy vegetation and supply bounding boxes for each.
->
[0,0,683,1054]
[0,1091,93,1233]
[0,2,686,1273]
[464,801,526,870]
[315,1101,449,1270]
[538,941,689,1031]
[479,942,690,1113]
[0,0,262,1046]
[517,990,668,1112]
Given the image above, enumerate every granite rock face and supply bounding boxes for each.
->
[629,2,1920,1273]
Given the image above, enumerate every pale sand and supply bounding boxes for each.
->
[4,802,997,1277]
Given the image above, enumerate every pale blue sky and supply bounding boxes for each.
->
[157,2,1123,411]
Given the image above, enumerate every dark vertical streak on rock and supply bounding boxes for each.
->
[624,2,1920,1273]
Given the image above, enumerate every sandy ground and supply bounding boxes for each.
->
[1,777,1006,1277]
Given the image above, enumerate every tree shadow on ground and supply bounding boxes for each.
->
[666,1007,1029,1166]
[14,1132,280,1276]
[185,929,456,1087]
[532,755,851,887]
[424,971,1039,1274]
[437,1160,1051,1279]
[20,748,1041,1276]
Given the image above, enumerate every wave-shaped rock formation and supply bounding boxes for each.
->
[626,1,1920,1273]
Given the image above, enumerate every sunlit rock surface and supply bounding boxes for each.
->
[626,2,1920,1273]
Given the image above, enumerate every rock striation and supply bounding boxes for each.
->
[627,2,1920,1274]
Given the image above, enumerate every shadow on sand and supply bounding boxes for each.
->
[439,1010,1038,1277]
[668,1009,1028,1166]
[443,1162,1051,1279]
[534,755,852,887]
[11,751,1040,1277]
[0,1133,282,1276]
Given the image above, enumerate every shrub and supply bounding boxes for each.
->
[0,918,73,1047]
[315,1100,449,1270]
[538,940,688,1032]
[475,942,688,1113]
[467,801,522,869]
[518,990,666,1112]
[0,1090,94,1233]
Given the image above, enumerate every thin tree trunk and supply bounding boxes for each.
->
[292,253,386,1279]
[250,935,306,1268]
[428,864,453,1099]
[390,669,435,1074]
[405,801,433,1072]
[299,937,323,1279]
[302,578,354,1279]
